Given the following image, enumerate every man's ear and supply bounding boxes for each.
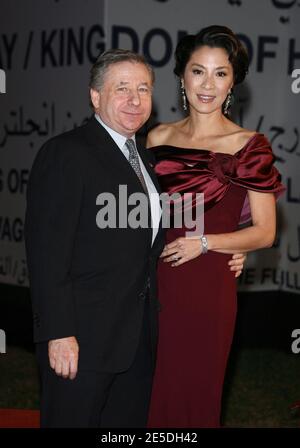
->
[90,88,100,109]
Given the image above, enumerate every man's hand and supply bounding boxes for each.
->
[48,336,79,380]
[228,253,247,278]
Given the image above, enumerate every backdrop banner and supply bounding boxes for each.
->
[0,0,105,286]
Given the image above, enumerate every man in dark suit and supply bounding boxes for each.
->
[25,49,164,428]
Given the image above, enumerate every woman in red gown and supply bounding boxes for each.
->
[147,25,285,428]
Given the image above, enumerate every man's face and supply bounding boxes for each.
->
[90,61,153,137]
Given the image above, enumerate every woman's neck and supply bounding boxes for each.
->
[184,109,229,139]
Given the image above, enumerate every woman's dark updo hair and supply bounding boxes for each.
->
[174,25,249,85]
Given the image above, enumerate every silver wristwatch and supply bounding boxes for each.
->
[200,235,208,254]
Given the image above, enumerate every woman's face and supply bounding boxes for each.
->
[183,45,234,115]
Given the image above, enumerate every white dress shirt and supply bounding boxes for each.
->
[95,114,161,245]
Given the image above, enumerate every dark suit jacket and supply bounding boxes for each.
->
[25,116,165,372]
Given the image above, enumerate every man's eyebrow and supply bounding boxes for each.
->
[117,81,151,85]
[215,66,230,70]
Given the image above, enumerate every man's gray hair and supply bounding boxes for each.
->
[89,49,155,91]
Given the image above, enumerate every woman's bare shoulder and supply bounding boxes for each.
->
[219,121,255,149]
[229,124,257,145]
[146,120,184,148]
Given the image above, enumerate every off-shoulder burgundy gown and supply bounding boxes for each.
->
[147,133,284,428]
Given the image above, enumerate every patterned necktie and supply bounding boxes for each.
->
[125,139,149,196]
[125,138,152,233]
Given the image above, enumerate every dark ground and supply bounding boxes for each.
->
[1,284,300,427]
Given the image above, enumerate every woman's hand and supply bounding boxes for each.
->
[160,237,202,267]
[160,237,247,275]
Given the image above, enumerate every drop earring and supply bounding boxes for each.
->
[181,80,188,111]
[223,90,233,115]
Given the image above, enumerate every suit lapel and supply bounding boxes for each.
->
[83,117,164,249]
[136,142,162,195]
[135,141,165,250]
[83,117,154,247]
[84,117,148,193]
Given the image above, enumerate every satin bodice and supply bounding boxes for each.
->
[149,133,285,224]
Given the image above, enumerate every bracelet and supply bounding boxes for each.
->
[200,235,208,254]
